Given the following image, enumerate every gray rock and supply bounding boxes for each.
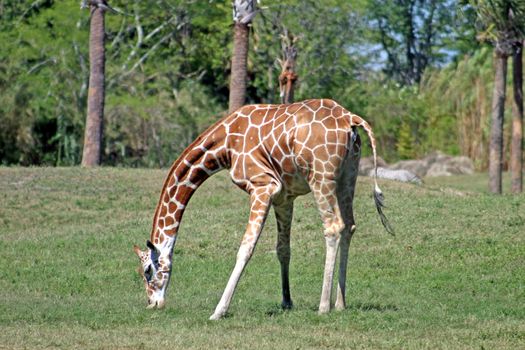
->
[358,156,388,176]
[425,156,474,177]
[359,150,474,178]
[423,150,452,165]
[389,159,429,178]
[370,167,422,185]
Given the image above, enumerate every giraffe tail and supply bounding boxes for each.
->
[351,115,394,235]
[373,183,394,235]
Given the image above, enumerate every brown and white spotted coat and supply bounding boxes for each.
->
[133,98,392,320]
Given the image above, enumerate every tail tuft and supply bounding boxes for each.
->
[373,188,394,235]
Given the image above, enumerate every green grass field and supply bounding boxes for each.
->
[1,167,524,349]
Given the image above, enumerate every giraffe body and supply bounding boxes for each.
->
[134,99,391,319]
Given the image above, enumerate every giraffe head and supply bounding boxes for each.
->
[133,240,169,309]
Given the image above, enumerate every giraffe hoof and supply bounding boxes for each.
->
[146,299,165,309]
[318,304,330,314]
[335,302,346,311]
[281,300,293,310]
[209,313,222,321]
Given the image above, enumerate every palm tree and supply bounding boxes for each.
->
[470,0,525,193]
[488,39,509,194]
[510,40,523,193]
[229,0,257,113]
[81,0,108,167]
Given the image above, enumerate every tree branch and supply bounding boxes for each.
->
[122,32,172,78]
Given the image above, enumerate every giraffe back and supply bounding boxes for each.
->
[223,99,357,196]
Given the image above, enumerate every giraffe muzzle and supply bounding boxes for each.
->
[146,298,165,309]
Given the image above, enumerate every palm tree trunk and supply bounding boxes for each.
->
[489,50,508,194]
[82,6,106,167]
[228,22,249,113]
[510,42,523,193]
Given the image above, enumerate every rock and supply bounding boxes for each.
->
[425,162,451,177]
[370,167,422,185]
[359,151,474,178]
[425,156,474,177]
[358,156,388,176]
[423,150,452,165]
[389,159,429,178]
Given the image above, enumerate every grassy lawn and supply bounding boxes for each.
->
[0,167,524,349]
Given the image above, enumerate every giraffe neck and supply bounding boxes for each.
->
[150,128,228,252]
[144,119,229,306]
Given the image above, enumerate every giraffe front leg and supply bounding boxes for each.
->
[274,200,294,309]
[209,243,256,320]
[209,185,276,320]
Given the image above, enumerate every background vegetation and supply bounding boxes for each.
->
[1,0,521,168]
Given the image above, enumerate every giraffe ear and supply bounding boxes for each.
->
[133,245,142,257]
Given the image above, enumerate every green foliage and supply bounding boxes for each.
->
[0,0,229,166]
[365,0,460,84]
[396,121,417,160]
[248,0,369,105]
[467,0,525,49]
[0,0,506,168]
[356,46,523,168]
[104,79,223,167]
[0,1,87,165]
[1,167,524,348]
[420,46,522,169]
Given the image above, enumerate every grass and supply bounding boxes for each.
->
[424,171,514,194]
[0,167,524,349]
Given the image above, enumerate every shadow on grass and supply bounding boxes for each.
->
[265,301,398,317]
[348,302,398,312]
[265,304,293,317]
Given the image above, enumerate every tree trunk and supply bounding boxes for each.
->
[510,42,523,193]
[82,6,106,167]
[228,22,249,113]
[279,46,298,105]
[403,0,416,84]
[488,51,508,194]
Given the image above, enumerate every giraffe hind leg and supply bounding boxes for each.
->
[274,200,294,309]
[335,220,355,311]
[310,179,346,314]
[335,139,360,311]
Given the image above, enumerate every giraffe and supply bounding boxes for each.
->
[133,98,392,320]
